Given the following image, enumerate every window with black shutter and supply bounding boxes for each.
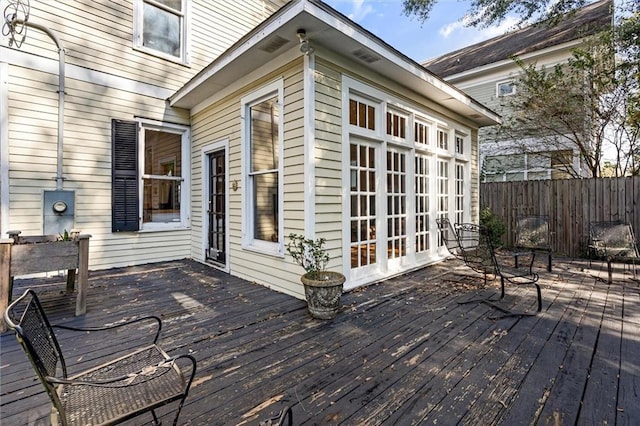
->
[112,119,139,232]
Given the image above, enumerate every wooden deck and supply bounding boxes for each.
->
[1,257,639,425]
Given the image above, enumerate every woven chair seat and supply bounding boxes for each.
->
[60,345,186,425]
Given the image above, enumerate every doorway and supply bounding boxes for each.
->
[206,149,227,267]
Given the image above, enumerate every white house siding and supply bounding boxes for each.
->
[1,0,287,270]
[190,60,305,298]
[311,60,344,272]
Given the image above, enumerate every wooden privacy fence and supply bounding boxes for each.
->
[480,177,640,258]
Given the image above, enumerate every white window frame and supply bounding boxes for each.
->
[133,0,190,64]
[137,118,191,231]
[240,80,284,256]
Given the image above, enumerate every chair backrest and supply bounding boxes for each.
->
[3,290,68,409]
[515,215,551,251]
[589,221,639,258]
[456,223,495,275]
[435,217,462,258]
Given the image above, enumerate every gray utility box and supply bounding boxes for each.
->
[44,190,75,235]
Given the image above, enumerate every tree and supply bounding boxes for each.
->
[402,0,590,27]
[493,11,640,178]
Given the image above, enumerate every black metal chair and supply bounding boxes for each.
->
[588,221,639,283]
[3,289,197,426]
[453,223,542,318]
[514,215,553,271]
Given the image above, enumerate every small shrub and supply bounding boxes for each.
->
[480,207,506,247]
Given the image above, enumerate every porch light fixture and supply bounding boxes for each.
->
[297,29,314,55]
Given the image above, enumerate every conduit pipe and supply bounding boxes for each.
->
[12,18,65,189]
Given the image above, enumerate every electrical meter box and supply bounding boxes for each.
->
[44,190,75,235]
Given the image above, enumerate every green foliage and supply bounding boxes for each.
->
[479,207,506,247]
[286,233,329,274]
[58,230,70,241]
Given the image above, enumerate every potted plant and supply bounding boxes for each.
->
[286,233,345,320]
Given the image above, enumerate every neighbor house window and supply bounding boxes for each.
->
[112,119,190,232]
[497,80,516,97]
[134,0,188,62]
[242,81,283,253]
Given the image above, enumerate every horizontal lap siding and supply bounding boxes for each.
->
[3,0,287,270]
[23,1,282,91]
[313,61,344,269]
[191,60,305,298]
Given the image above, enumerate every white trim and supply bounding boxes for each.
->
[136,118,191,231]
[0,62,8,235]
[190,48,299,115]
[303,52,316,237]
[132,0,190,65]
[171,1,306,106]
[1,47,175,100]
[240,79,285,256]
[201,139,230,273]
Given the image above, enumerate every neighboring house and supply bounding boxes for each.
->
[1,0,499,299]
[424,0,613,182]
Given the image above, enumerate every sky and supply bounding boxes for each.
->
[321,0,532,63]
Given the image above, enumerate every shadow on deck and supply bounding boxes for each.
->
[1,257,639,425]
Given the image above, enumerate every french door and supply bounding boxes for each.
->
[206,150,226,266]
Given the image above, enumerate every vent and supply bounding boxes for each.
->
[259,35,289,53]
[352,48,380,64]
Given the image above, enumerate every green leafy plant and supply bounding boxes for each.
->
[286,233,329,274]
[58,229,71,241]
[479,207,506,247]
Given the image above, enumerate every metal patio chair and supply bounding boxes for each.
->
[588,221,639,283]
[455,223,542,318]
[3,289,197,426]
[514,215,553,271]
[435,217,465,262]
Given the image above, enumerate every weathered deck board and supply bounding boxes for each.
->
[1,258,638,425]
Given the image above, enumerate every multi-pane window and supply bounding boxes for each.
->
[349,98,376,130]
[455,163,465,225]
[415,155,430,253]
[142,129,183,224]
[248,94,280,243]
[437,129,449,150]
[112,119,189,232]
[136,0,186,61]
[386,150,407,259]
[415,121,430,146]
[350,143,377,268]
[455,135,464,155]
[386,111,406,139]
[436,160,449,246]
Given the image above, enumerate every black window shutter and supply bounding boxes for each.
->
[112,119,139,232]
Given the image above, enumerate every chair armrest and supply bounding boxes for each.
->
[53,316,162,344]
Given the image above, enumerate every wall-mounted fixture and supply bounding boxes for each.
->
[297,29,314,55]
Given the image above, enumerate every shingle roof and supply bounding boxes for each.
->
[423,0,613,78]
